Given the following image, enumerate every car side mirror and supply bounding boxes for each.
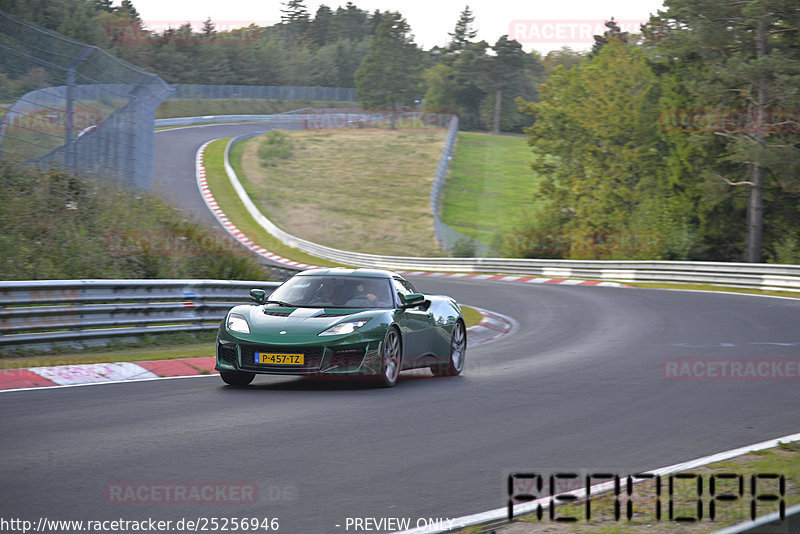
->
[250,288,267,304]
[401,293,425,308]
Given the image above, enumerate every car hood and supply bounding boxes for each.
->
[233,305,383,342]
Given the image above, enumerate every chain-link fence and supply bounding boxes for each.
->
[431,115,492,257]
[0,10,170,189]
[168,84,356,102]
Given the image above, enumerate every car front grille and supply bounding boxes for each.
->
[329,345,367,371]
[218,342,238,364]
[239,344,325,373]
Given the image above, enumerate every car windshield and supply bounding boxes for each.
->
[266,275,394,309]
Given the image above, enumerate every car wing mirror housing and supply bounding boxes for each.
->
[250,288,267,304]
[401,293,426,308]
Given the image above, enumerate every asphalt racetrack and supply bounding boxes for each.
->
[1,124,798,533]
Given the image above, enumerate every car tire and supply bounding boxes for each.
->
[377,327,402,388]
[431,320,466,377]
[220,370,255,386]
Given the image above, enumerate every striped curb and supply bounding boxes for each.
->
[194,140,630,288]
[0,309,513,392]
[468,307,517,345]
[394,271,629,288]
[196,140,317,271]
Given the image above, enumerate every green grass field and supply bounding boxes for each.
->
[236,129,447,256]
[440,131,542,248]
[203,138,344,268]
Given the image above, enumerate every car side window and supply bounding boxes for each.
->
[392,278,416,306]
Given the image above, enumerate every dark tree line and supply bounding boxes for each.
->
[515,0,800,263]
[0,1,545,133]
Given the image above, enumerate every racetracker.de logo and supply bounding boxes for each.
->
[104,482,258,505]
[509,19,646,44]
[661,358,800,381]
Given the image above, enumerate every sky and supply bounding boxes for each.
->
[129,0,668,54]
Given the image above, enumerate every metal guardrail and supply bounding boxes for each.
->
[217,135,800,293]
[0,279,279,350]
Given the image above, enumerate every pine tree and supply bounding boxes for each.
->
[118,0,141,22]
[93,0,114,13]
[647,0,800,262]
[355,13,423,124]
[448,5,478,53]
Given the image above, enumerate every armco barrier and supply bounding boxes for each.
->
[216,136,800,293]
[0,279,279,350]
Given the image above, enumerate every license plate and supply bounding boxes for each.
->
[255,352,304,365]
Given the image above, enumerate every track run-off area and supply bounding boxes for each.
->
[1,123,798,533]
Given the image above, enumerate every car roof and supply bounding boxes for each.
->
[296,268,398,279]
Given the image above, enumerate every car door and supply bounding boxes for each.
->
[392,278,435,366]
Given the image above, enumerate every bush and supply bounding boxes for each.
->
[0,159,270,281]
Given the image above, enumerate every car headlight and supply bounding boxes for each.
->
[226,313,251,334]
[319,319,370,336]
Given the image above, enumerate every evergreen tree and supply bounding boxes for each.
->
[117,0,140,22]
[201,18,215,39]
[308,5,333,46]
[93,0,113,13]
[281,0,310,43]
[647,0,800,262]
[355,13,424,124]
[448,5,478,53]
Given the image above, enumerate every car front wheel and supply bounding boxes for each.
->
[431,320,466,377]
[377,328,402,387]
[220,370,255,386]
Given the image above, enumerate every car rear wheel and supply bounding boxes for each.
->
[431,320,466,377]
[377,328,402,387]
[220,370,255,386]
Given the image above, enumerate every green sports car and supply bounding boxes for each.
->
[215,268,466,387]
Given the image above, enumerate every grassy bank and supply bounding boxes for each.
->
[236,129,446,256]
[0,158,267,281]
[441,132,543,249]
[203,138,344,268]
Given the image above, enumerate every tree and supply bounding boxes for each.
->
[281,0,309,25]
[93,0,113,13]
[479,36,534,134]
[542,47,584,72]
[354,13,423,125]
[647,0,800,262]
[308,5,333,46]
[422,63,456,112]
[518,41,665,258]
[117,0,140,22]
[201,18,215,39]
[328,2,369,42]
[281,0,310,42]
[590,18,629,56]
[448,5,478,53]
